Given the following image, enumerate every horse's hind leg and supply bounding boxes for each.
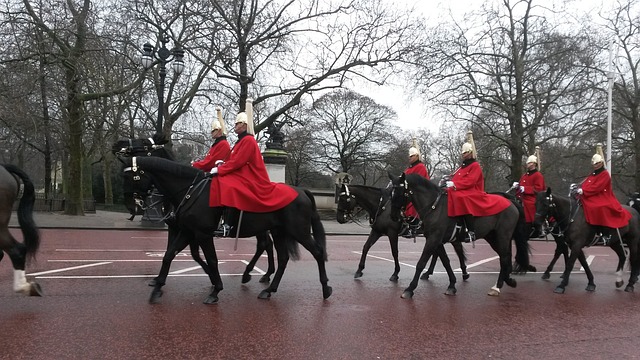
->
[1,232,42,296]
[452,240,469,281]
[609,240,627,288]
[258,235,290,299]
[242,232,274,284]
[625,239,639,292]
[420,254,438,280]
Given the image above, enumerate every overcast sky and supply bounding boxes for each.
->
[355,0,613,135]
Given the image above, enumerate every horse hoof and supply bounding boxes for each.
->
[553,286,565,294]
[615,280,624,288]
[259,275,271,283]
[389,275,399,282]
[527,265,537,272]
[420,272,430,280]
[585,284,596,292]
[541,273,550,280]
[401,290,414,299]
[462,274,470,281]
[149,290,163,304]
[258,290,272,299]
[444,288,457,296]
[203,295,219,304]
[354,271,363,279]
[505,278,517,288]
[624,285,634,293]
[323,286,333,299]
[29,282,43,297]
[148,278,157,286]
[487,288,500,296]
[241,273,251,284]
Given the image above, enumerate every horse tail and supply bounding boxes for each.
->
[4,165,40,259]
[304,189,328,261]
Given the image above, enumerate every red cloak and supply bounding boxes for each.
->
[447,160,511,217]
[405,161,429,218]
[580,168,631,228]
[192,137,230,172]
[209,133,298,212]
[517,170,546,223]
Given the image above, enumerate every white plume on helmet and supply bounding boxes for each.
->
[211,106,227,135]
[592,143,605,165]
[462,131,477,158]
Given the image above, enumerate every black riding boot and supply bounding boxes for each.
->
[218,208,240,237]
[464,215,475,242]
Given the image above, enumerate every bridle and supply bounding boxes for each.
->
[122,156,210,222]
[391,177,444,220]
[337,184,376,225]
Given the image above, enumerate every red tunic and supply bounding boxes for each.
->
[192,137,230,172]
[405,161,429,218]
[517,170,546,223]
[447,160,511,217]
[209,133,298,212]
[580,168,631,228]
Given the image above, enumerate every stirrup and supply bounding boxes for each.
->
[466,231,476,243]
[214,224,233,237]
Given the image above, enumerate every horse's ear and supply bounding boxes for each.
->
[387,171,396,181]
[152,132,169,145]
[546,187,551,195]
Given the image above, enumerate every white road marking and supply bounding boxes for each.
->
[29,262,112,276]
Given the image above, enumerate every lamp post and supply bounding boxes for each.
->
[141,30,185,135]
[139,30,185,227]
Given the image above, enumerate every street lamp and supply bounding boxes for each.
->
[141,30,185,135]
[139,30,185,227]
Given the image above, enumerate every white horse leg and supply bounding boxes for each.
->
[487,284,501,296]
[14,269,31,294]
[615,269,624,288]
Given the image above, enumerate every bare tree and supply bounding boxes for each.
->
[309,89,396,184]
[409,0,604,187]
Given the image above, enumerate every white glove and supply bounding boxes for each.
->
[446,181,455,188]
[512,182,519,188]
[215,160,224,167]
[210,167,218,175]
[519,186,525,193]
[576,188,583,195]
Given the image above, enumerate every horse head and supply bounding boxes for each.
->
[628,192,640,215]
[533,187,553,228]
[336,183,357,224]
[389,172,409,222]
[120,157,157,217]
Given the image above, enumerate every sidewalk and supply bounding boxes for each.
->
[8,210,371,236]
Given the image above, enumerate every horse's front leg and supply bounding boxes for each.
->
[242,232,273,284]
[452,240,469,281]
[420,253,438,280]
[388,232,401,282]
[401,237,439,299]
[354,231,383,279]
[199,235,223,304]
[542,236,568,280]
[555,245,583,294]
[149,227,188,303]
[435,244,457,295]
[576,251,596,292]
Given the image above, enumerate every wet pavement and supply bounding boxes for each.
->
[3,213,640,359]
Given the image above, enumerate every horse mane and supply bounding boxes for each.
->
[135,156,202,179]
[404,173,439,192]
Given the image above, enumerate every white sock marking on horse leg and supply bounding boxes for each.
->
[616,269,623,283]
[13,270,30,293]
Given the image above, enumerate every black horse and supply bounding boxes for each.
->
[0,164,42,296]
[389,173,524,298]
[336,183,469,282]
[534,187,640,293]
[112,137,276,294]
[120,155,331,302]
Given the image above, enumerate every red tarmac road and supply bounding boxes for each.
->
[1,229,640,360]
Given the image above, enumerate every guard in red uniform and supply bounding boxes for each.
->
[208,100,298,216]
[446,133,511,242]
[402,145,430,238]
[514,154,546,237]
[192,107,230,172]
[576,150,631,241]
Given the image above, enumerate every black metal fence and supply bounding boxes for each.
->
[13,193,96,213]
